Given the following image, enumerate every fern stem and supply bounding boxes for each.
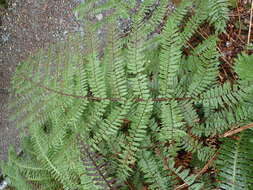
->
[247,0,253,45]
[16,73,193,102]
[220,122,253,137]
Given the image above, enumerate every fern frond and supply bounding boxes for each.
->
[4,1,253,190]
[85,30,107,99]
[0,148,37,190]
[138,151,171,190]
[159,17,182,96]
[199,83,246,109]
[118,100,153,180]
[79,142,119,190]
[103,23,128,100]
[126,22,151,98]
[113,19,154,179]
[9,36,88,129]
[192,104,252,136]
[172,0,193,24]
[179,101,199,127]
[186,36,220,97]
[234,53,253,82]
[158,100,186,143]
[91,100,133,151]
[216,130,253,190]
[180,135,215,162]
[207,0,229,33]
[83,21,111,134]
[146,0,168,27]
[167,159,204,190]
[29,124,79,190]
[180,1,208,45]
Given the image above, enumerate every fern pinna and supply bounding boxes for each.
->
[1,0,253,190]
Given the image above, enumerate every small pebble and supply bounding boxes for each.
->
[0,180,8,190]
[226,41,232,47]
[96,13,103,21]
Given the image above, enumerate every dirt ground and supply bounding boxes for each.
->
[0,0,81,161]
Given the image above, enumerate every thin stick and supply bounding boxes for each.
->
[221,122,253,138]
[174,152,219,190]
[247,0,253,45]
[237,0,242,36]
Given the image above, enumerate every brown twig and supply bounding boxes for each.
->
[220,122,253,138]
[237,0,242,36]
[174,151,219,190]
[247,0,253,45]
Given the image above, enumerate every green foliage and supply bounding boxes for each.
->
[1,0,253,190]
[207,0,229,33]
[234,53,253,82]
[138,151,172,190]
[216,130,253,190]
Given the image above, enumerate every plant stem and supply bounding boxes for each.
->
[247,0,253,45]
[221,122,253,138]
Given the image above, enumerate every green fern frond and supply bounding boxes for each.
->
[199,83,246,109]
[234,53,253,82]
[180,1,208,45]
[216,130,253,190]
[172,0,193,24]
[167,159,204,190]
[179,101,199,127]
[180,135,215,162]
[91,100,133,151]
[207,0,229,33]
[159,17,182,96]
[4,1,253,190]
[79,142,119,190]
[9,36,88,130]
[126,23,151,99]
[103,23,128,100]
[138,151,171,190]
[0,148,38,190]
[118,100,153,180]
[29,124,79,190]
[192,104,252,136]
[186,36,220,97]
[146,0,168,27]
[158,100,186,143]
